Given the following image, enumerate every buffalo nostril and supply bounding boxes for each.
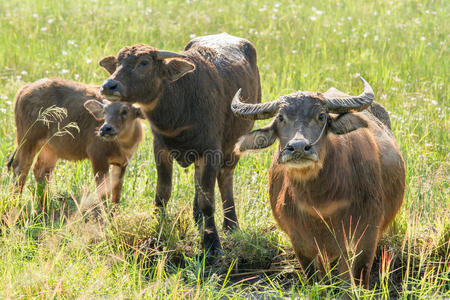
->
[102,80,118,92]
[285,144,295,152]
[100,125,113,135]
[109,82,118,91]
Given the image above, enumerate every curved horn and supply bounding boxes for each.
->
[231,89,282,120]
[324,77,374,113]
[156,50,186,60]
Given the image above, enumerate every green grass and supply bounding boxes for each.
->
[0,0,448,298]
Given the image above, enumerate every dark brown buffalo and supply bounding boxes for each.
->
[98,33,261,258]
[8,78,144,205]
[231,77,405,287]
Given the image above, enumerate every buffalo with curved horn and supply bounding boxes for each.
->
[232,77,405,288]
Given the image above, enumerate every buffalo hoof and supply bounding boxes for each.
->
[202,228,223,264]
[223,219,239,232]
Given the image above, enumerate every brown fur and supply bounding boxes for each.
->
[8,78,144,205]
[99,33,261,257]
[238,92,405,287]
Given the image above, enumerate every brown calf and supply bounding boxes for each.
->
[231,78,405,288]
[7,78,144,204]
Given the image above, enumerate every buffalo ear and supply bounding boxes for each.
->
[84,99,105,121]
[132,105,145,119]
[235,123,277,154]
[98,56,118,74]
[163,58,195,82]
[329,113,368,135]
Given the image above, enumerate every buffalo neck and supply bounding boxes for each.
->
[144,78,193,135]
[285,138,354,206]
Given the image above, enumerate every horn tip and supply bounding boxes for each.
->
[233,88,243,100]
[359,76,374,98]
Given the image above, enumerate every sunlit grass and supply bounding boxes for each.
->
[0,0,448,298]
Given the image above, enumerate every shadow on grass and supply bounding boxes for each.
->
[1,199,448,298]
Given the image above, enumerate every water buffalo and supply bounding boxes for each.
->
[98,33,261,259]
[8,78,144,205]
[231,77,405,287]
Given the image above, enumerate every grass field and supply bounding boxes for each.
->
[0,0,448,298]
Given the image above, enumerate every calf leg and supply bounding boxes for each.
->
[89,156,110,201]
[195,156,221,259]
[217,157,239,231]
[154,139,173,208]
[110,164,127,204]
[11,142,41,193]
[33,147,57,208]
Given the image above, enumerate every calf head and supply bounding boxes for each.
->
[84,99,144,141]
[232,77,374,179]
[98,44,195,106]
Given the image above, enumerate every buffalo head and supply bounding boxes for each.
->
[98,44,195,106]
[232,77,374,177]
[84,99,144,141]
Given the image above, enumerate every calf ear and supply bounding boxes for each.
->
[132,105,145,119]
[235,123,277,154]
[98,56,118,74]
[163,58,195,82]
[329,113,368,135]
[84,100,105,121]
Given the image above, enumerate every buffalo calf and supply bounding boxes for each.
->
[8,78,144,205]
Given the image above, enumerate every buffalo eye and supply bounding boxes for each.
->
[121,109,128,117]
[138,60,149,67]
[318,112,326,122]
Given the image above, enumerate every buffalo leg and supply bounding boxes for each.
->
[337,225,378,289]
[195,156,222,259]
[153,139,173,208]
[291,239,316,280]
[217,155,239,231]
[351,230,378,289]
[193,163,203,229]
[110,164,127,204]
